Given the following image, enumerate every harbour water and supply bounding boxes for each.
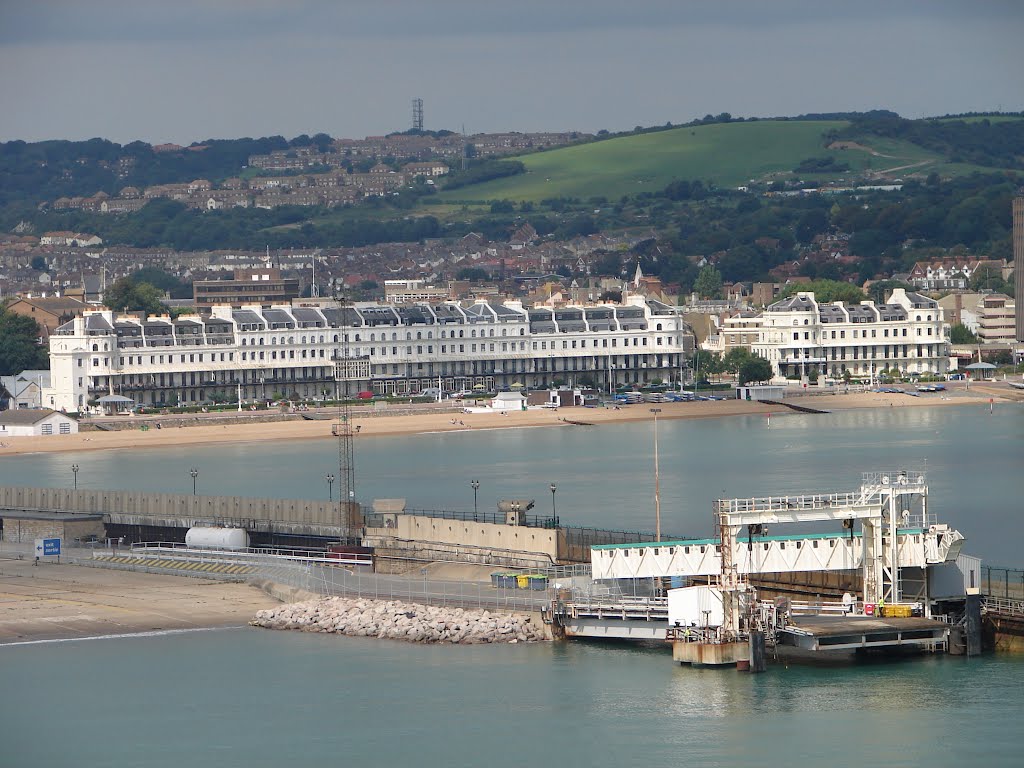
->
[1,404,1021,562]
[2,404,1024,766]
[4,628,1024,767]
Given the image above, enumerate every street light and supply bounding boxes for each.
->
[470,479,480,521]
[189,467,199,496]
[650,408,662,542]
[326,473,335,502]
[550,483,558,526]
[71,463,79,490]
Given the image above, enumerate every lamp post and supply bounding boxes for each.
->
[326,473,335,502]
[650,408,662,542]
[189,467,199,496]
[71,463,79,490]
[470,479,480,521]
[550,483,558,526]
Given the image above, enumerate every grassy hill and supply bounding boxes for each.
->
[438,119,1006,203]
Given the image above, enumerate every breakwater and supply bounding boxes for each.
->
[250,596,550,644]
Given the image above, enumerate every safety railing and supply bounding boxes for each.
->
[983,596,1024,618]
[983,565,1024,600]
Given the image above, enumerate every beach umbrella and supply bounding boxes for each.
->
[509,382,524,389]
[472,383,486,390]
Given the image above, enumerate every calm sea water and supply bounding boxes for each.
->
[2,405,1023,766]
[3,628,1023,768]
[2,403,1021,562]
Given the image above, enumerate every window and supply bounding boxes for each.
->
[42,424,53,435]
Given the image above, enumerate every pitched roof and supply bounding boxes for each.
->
[0,408,74,426]
[11,296,87,313]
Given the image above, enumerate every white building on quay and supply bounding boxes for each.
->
[44,296,693,412]
[744,288,950,381]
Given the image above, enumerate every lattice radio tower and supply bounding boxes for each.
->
[332,289,358,536]
[412,98,424,132]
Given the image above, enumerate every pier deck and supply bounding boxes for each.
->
[779,615,949,651]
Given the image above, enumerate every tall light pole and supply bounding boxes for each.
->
[470,479,480,521]
[550,483,558,526]
[650,408,662,542]
[326,473,335,502]
[189,467,199,496]
[71,463,79,490]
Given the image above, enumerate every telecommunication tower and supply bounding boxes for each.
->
[412,98,424,132]
[331,290,359,536]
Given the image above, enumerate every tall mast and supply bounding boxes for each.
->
[332,288,357,535]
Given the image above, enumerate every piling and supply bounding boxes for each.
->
[748,630,766,673]
[965,593,982,657]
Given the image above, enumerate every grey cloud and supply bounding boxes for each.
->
[4,0,1019,45]
[0,0,1020,144]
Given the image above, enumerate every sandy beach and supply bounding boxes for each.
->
[0,554,280,644]
[0,386,1012,458]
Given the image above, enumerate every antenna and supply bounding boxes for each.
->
[332,288,358,536]
[412,98,424,132]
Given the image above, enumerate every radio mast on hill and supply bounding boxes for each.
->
[412,98,424,132]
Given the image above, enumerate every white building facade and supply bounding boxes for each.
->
[45,296,693,412]
[750,289,950,380]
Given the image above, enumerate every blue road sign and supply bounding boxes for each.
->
[43,538,61,556]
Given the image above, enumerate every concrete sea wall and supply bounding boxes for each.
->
[250,596,550,644]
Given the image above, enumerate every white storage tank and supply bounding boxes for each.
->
[185,527,250,551]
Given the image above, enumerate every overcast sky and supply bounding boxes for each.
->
[1,0,1021,145]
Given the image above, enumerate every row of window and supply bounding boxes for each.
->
[40,422,73,435]
[792,326,936,342]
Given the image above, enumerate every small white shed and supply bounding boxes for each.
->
[0,409,79,437]
[736,385,785,402]
[490,391,527,411]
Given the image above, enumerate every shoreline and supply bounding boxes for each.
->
[0,385,1017,644]
[0,556,281,645]
[0,387,1011,458]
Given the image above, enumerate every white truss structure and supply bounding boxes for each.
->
[591,471,965,610]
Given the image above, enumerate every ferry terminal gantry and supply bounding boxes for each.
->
[549,471,970,668]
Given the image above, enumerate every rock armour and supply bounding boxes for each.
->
[250,596,548,644]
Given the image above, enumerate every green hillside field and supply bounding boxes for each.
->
[437,120,996,204]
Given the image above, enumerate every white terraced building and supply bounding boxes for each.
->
[745,288,950,381]
[44,296,693,412]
